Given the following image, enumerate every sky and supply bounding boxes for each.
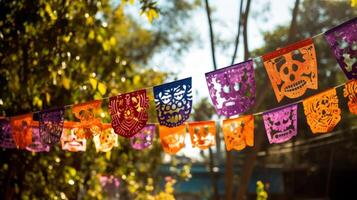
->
[151,0,295,101]
[149,0,296,159]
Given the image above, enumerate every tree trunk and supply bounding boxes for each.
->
[204,0,217,70]
[204,0,220,199]
[242,0,251,60]
[231,0,245,65]
[209,147,220,200]
[224,150,234,200]
[235,1,300,199]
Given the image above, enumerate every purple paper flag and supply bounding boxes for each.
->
[130,124,156,150]
[205,59,256,117]
[39,108,65,146]
[26,126,50,152]
[325,17,357,79]
[0,118,16,148]
[262,104,298,144]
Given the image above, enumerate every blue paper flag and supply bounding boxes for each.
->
[154,77,192,127]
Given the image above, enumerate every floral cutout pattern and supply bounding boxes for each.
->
[188,121,216,149]
[39,107,65,146]
[159,124,186,154]
[154,77,192,127]
[263,39,318,102]
[109,90,149,138]
[325,17,357,79]
[72,100,102,139]
[343,80,357,115]
[61,122,87,152]
[130,124,156,150]
[93,124,118,152]
[205,60,256,117]
[26,124,50,152]
[263,104,298,144]
[222,115,254,151]
[0,118,16,148]
[10,114,33,149]
[303,88,341,133]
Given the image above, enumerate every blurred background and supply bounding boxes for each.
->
[0,0,356,199]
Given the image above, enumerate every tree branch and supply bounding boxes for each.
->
[231,0,244,65]
[204,0,217,70]
[235,1,300,199]
[243,0,251,60]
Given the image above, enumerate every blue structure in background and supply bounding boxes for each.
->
[159,163,284,198]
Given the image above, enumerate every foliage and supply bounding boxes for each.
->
[256,180,268,200]
[0,0,198,199]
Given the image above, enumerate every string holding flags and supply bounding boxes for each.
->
[205,59,256,117]
[154,77,192,127]
[325,17,357,79]
[0,18,355,154]
[263,38,318,102]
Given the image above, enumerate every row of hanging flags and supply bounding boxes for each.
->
[0,18,356,154]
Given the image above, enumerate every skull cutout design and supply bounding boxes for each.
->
[72,100,102,139]
[159,124,186,154]
[0,118,16,148]
[26,124,50,152]
[263,39,318,102]
[109,90,149,138]
[303,88,341,134]
[325,17,357,79]
[188,121,216,150]
[222,115,254,151]
[130,124,156,150]
[61,122,87,152]
[154,77,192,127]
[205,60,256,117]
[263,104,298,144]
[39,107,65,146]
[10,114,33,149]
[343,80,357,114]
[93,124,118,152]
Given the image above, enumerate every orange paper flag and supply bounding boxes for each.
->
[303,88,341,133]
[263,38,318,102]
[72,100,102,138]
[222,115,254,151]
[159,124,186,154]
[61,121,87,152]
[343,80,357,115]
[188,121,216,150]
[93,124,118,152]
[10,114,33,149]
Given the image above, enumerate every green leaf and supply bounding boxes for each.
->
[62,76,71,90]
[33,96,43,108]
[98,82,107,95]
[89,78,98,89]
